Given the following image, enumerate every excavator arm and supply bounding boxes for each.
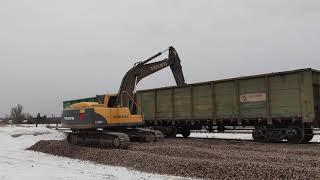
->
[116,46,186,107]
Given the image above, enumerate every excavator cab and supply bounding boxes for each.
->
[96,94,117,107]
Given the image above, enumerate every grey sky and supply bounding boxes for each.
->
[1,0,320,117]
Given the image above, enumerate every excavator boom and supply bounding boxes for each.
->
[117,46,186,107]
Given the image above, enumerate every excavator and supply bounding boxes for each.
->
[62,46,186,148]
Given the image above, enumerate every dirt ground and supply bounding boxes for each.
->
[28,138,320,179]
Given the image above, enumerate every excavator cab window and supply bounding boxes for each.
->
[108,96,117,107]
[96,95,104,104]
[129,100,137,114]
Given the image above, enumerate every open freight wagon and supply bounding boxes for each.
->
[136,68,320,143]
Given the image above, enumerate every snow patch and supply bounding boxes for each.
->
[311,135,320,143]
[11,129,51,137]
[0,125,185,180]
[189,132,253,140]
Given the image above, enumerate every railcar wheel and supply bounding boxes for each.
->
[166,127,177,138]
[181,129,191,138]
[217,125,225,132]
[286,126,304,144]
[252,128,265,142]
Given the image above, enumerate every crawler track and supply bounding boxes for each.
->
[127,128,164,142]
[67,131,130,149]
[66,128,164,149]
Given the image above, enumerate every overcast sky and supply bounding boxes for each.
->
[1,0,320,117]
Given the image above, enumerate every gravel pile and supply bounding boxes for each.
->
[28,138,320,179]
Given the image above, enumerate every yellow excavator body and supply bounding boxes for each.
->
[62,94,143,129]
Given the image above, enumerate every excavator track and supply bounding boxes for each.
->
[67,130,130,149]
[148,129,165,141]
[121,128,164,142]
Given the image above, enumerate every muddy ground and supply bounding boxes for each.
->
[28,138,320,179]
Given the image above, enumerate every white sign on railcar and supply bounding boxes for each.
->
[240,93,266,103]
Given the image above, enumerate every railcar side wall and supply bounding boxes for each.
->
[313,71,320,127]
[137,69,317,126]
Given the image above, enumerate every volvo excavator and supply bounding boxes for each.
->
[62,46,186,148]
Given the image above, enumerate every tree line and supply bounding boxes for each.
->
[0,104,61,124]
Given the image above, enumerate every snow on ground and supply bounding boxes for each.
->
[1,125,319,180]
[0,125,186,180]
[189,132,253,140]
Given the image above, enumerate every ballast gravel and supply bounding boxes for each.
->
[28,138,320,179]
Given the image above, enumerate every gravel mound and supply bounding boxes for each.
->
[28,138,320,179]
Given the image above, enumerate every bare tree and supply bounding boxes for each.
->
[10,104,25,124]
[24,112,33,124]
[2,114,10,124]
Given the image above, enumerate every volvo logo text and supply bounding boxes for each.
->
[63,117,75,121]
